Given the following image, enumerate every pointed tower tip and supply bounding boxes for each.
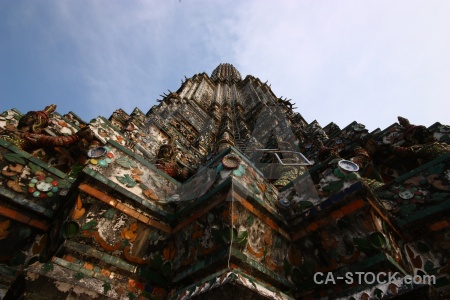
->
[211,63,242,82]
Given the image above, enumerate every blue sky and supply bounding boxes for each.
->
[1,0,449,131]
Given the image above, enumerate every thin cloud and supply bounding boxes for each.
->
[230,1,450,130]
[0,0,449,131]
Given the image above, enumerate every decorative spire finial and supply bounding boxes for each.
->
[211,63,242,82]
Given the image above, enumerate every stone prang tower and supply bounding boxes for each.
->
[1,64,449,299]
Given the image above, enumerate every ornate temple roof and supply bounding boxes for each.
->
[1,65,450,300]
[210,63,242,82]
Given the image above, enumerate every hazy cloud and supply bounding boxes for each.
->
[230,1,450,129]
[1,0,449,130]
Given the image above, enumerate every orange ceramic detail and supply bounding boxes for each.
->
[330,209,344,220]
[265,254,283,271]
[340,199,365,215]
[89,231,122,251]
[63,255,76,263]
[429,220,450,231]
[121,223,138,242]
[246,244,264,258]
[306,222,318,233]
[288,245,302,266]
[198,244,217,255]
[137,214,150,224]
[123,246,150,265]
[0,220,10,241]
[163,240,176,261]
[73,195,86,220]
[191,223,204,239]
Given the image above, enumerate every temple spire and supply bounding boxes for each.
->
[210,63,242,83]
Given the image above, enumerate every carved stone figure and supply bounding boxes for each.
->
[392,116,450,162]
[0,105,93,152]
[154,144,189,180]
